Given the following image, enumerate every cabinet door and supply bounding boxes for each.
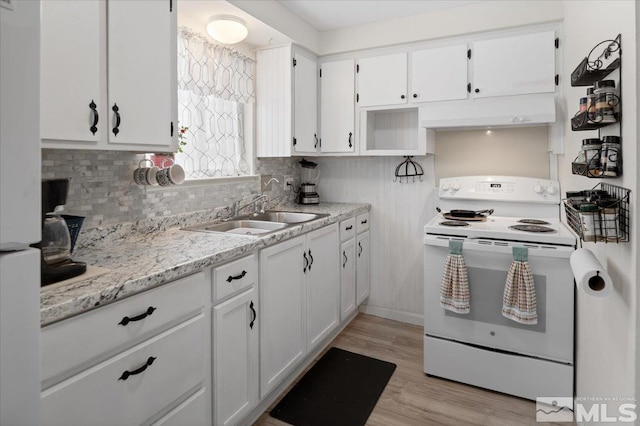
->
[411,44,468,102]
[107,0,176,148]
[340,238,357,320]
[358,53,407,107]
[41,0,103,143]
[256,46,292,157]
[306,225,339,351]
[320,60,355,153]
[472,31,556,98]
[356,231,371,306]
[259,235,306,398]
[293,51,318,155]
[213,287,258,426]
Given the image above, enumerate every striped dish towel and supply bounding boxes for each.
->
[502,247,538,325]
[440,239,470,314]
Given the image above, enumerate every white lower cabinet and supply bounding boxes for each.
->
[40,315,206,426]
[356,230,371,306]
[259,224,340,399]
[259,235,307,398]
[340,238,357,320]
[212,286,259,426]
[152,388,208,426]
[305,224,340,351]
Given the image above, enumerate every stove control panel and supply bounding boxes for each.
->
[439,176,561,204]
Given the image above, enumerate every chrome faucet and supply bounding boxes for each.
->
[230,178,280,217]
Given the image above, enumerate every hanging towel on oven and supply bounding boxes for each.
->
[502,246,538,325]
[440,239,470,314]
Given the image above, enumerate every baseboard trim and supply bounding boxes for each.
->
[359,304,424,326]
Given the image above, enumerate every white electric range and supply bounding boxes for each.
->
[423,176,577,402]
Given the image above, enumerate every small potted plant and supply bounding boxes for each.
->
[151,125,189,167]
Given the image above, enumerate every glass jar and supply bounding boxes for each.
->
[596,198,619,242]
[579,203,599,242]
[600,135,621,177]
[581,138,602,176]
[586,87,596,115]
[594,80,616,123]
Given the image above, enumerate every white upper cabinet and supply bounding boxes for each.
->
[256,45,318,157]
[40,0,177,152]
[107,0,176,147]
[411,44,469,103]
[320,59,356,153]
[357,53,408,107]
[293,51,319,155]
[472,30,556,98]
[41,1,102,143]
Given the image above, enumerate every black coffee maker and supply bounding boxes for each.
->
[39,179,86,286]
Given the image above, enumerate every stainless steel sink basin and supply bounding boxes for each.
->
[182,210,329,237]
[242,211,328,224]
[184,220,288,236]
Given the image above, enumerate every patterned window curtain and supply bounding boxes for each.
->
[176,27,255,178]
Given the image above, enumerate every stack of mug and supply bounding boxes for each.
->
[133,159,185,186]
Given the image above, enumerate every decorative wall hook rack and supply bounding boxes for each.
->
[394,156,424,183]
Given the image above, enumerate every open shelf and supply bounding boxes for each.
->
[570,35,621,87]
[570,110,619,131]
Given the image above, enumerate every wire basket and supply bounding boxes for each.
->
[61,215,84,253]
[564,183,630,243]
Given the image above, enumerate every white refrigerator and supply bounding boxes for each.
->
[0,1,41,425]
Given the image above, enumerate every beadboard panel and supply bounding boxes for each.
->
[315,156,436,318]
[256,46,292,157]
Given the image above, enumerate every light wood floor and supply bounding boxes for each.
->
[255,313,572,426]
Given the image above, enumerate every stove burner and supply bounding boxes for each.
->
[440,220,470,227]
[509,224,556,233]
[517,219,551,225]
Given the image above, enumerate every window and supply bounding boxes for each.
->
[175,28,255,179]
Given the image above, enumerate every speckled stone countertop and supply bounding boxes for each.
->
[40,202,370,326]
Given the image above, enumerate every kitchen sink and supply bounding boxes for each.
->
[182,210,329,237]
[239,211,328,224]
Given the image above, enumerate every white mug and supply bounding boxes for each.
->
[133,159,160,186]
[156,161,185,186]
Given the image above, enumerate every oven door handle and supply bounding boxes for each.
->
[423,235,574,258]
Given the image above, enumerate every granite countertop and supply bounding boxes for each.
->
[40,202,370,326]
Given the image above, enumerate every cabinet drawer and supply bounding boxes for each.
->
[340,217,356,242]
[41,272,206,386]
[41,315,206,426]
[152,388,207,426]
[356,212,370,234]
[212,254,258,303]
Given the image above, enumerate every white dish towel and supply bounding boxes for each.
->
[440,239,470,314]
[502,246,538,325]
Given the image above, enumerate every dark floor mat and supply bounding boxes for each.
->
[270,347,397,426]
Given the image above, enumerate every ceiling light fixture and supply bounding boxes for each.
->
[207,15,248,45]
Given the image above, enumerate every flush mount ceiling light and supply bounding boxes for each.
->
[207,15,248,45]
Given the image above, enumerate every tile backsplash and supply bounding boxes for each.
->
[42,150,300,229]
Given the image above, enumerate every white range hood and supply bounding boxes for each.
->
[419,95,556,130]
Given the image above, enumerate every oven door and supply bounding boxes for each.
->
[424,235,574,363]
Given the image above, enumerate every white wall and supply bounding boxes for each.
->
[320,0,563,55]
[560,0,637,405]
[434,127,551,182]
[315,156,435,325]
